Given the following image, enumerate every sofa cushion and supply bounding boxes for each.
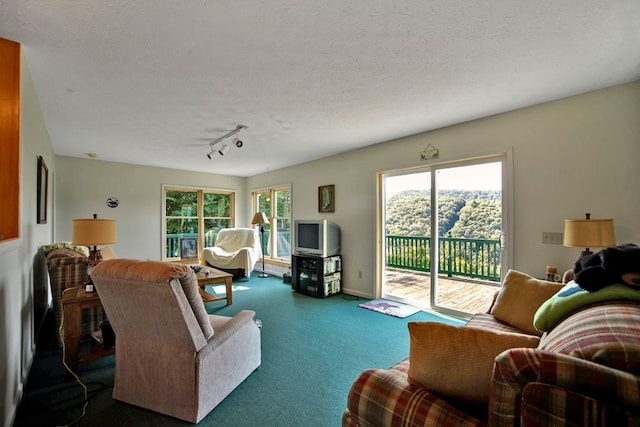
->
[467,312,534,335]
[345,358,486,426]
[490,270,564,335]
[539,301,640,375]
[407,321,539,407]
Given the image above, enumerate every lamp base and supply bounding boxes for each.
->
[581,248,593,258]
[257,273,269,278]
[88,246,103,265]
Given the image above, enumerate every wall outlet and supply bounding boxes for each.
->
[542,232,563,244]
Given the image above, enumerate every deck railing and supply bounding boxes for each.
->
[167,232,500,281]
[386,235,501,282]
[166,230,291,259]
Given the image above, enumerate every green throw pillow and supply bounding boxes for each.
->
[534,281,640,332]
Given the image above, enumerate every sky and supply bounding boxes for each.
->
[384,161,502,197]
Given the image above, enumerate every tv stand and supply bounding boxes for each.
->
[291,254,342,298]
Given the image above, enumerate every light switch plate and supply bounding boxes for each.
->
[542,232,563,244]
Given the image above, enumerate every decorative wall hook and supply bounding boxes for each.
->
[420,144,439,161]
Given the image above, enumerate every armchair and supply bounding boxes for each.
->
[45,243,106,344]
[201,228,261,279]
[91,258,261,423]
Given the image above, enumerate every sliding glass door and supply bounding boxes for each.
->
[380,156,506,316]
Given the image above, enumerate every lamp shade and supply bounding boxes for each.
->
[563,218,615,248]
[251,212,269,225]
[72,218,118,246]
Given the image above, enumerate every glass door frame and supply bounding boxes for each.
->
[377,151,513,318]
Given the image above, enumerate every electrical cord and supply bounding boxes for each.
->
[56,286,95,426]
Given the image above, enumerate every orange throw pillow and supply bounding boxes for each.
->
[408,321,539,406]
[490,270,564,335]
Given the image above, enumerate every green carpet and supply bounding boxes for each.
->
[15,274,464,426]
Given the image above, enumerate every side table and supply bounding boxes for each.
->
[196,268,233,305]
[61,286,115,376]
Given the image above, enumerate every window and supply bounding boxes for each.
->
[252,186,291,263]
[163,186,234,260]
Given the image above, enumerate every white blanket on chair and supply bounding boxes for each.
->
[201,228,261,277]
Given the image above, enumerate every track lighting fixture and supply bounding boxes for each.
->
[205,124,247,159]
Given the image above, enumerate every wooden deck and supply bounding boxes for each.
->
[384,268,501,314]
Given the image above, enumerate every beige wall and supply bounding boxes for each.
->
[1,54,55,427]
[53,158,249,261]
[248,81,640,297]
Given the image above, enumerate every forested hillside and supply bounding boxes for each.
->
[385,190,502,240]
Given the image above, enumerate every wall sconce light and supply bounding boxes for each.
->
[205,125,247,159]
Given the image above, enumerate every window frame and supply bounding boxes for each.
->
[162,185,235,261]
[252,185,291,266]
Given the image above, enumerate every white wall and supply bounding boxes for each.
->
[54,158,249,261]
[1,54,55,427]
[248,81,640,298]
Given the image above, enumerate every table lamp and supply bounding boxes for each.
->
[72,213,118,264]
[251,212,270,278]
[563,213,615,259]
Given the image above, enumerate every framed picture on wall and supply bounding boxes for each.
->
[37,156,48,224]
[180,237,198,259]
[318,184,335,213]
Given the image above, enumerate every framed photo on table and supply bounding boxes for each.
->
[180,237,198,259]
[318,184,335,213]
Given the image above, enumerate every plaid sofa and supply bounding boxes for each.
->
[343,301,640,426]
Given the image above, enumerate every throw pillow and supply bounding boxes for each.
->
[533,281,640,332]
[490,270,564,335]
[407,321,539,407]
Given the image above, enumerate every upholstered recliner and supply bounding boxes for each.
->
[201,228,261,279]
[91,258,261,423]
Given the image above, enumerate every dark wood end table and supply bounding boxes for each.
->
[60,286,115,377]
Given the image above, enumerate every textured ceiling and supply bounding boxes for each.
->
[1,1,639,177]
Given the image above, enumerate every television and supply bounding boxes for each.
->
[294,219,341,257]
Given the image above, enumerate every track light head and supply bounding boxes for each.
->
[203,124,248,159]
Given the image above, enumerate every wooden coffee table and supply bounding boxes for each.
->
[197,267,233,305]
